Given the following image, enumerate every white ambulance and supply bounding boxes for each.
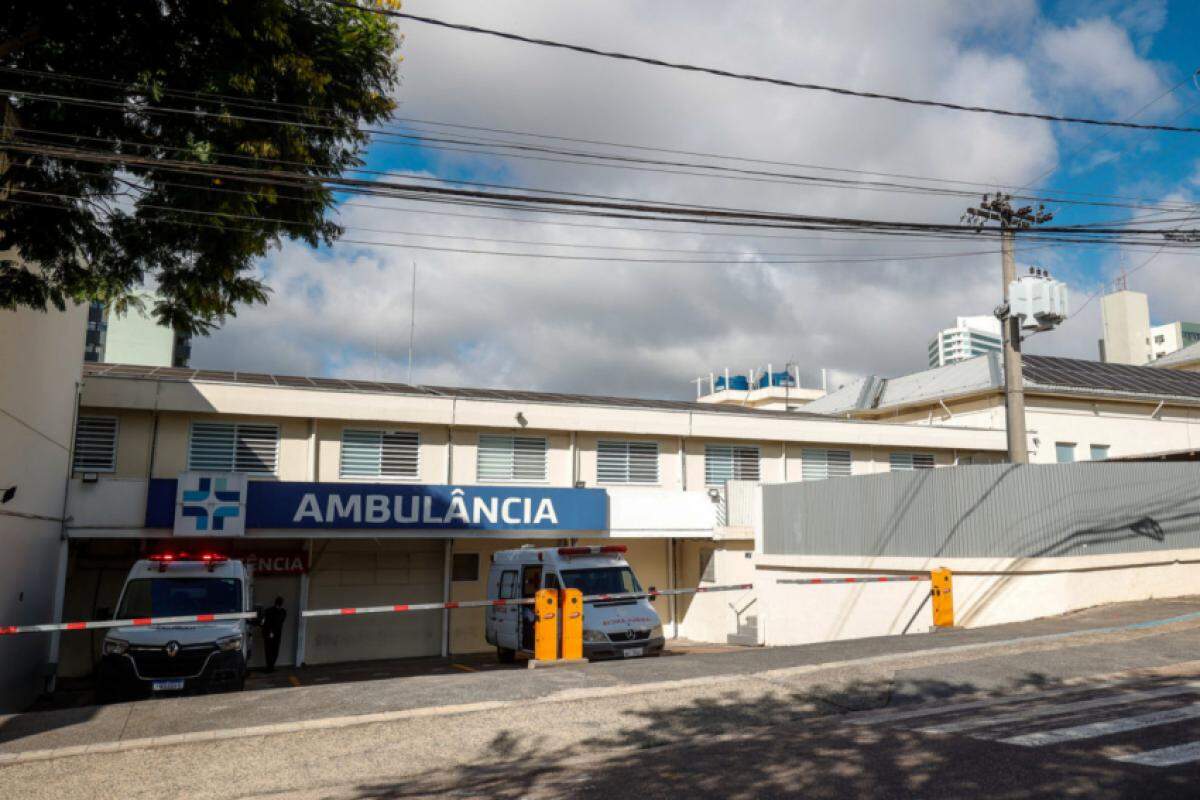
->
[96,553,255,699]
[485,544,664,662]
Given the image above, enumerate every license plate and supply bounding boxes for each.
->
[151,679,185,692]
[622,647,644,658]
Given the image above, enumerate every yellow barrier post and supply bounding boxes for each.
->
[930,567,954,629]
[560,588,583,661]
[532,589,559,663]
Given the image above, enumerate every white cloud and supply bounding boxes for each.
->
[1035,17,1174,118]
[190,1,1173,397]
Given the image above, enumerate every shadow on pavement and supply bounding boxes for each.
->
[331,673,1197,800]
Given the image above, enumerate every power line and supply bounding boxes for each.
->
[332,1,1200,135]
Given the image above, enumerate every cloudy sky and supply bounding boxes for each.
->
[191,0,1200,399]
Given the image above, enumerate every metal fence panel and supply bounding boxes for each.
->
[761,463,1200,558]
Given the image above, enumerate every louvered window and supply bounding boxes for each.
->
[704,444,760,485]
[597,440,659,484]
[477,435,547,482]
[73,416,119,472]
[188,422,279,474]
[890,452,935,471]
[801,448,852,481]
[340,429,420,479]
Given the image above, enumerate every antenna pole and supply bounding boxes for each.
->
[407,260,417,385]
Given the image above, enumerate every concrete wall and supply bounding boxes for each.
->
[0,302,86,709]
[756,549,1200,646]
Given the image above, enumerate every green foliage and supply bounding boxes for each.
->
[0,0,400,335]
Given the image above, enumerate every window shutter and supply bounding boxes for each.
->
[73,416,119,471]
[340,429,419,478]
[188,422,278,474]
[705,444,760,484]
[234,425,278,474]
[890,452,934,471]
[802,449,852,480]
[597,441,659,484]
[478,435,547,481]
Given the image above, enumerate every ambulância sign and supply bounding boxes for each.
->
[147,479,607,533]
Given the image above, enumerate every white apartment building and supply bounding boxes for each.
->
[56,362,1007,677]
[84,299,191,368]
[927,316,1002,368]
[1150,322,1200,363]
[1098,287,1200,365]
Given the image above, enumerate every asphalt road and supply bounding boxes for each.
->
[3,596,1200,798]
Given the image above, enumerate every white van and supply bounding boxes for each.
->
[485,545,664,662]
[96,554,255,699]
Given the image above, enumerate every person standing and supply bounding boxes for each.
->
[261,596,287,673]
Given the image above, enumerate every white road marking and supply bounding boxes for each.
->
[915,683,1200,735]
[848,679,1132,726]
[1113,740,1200,767]
[997,703,1200,747]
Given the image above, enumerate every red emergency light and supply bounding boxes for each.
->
[557,545,627,557]
[148,552,228,571]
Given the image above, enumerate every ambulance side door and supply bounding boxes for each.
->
[494,569,520,650]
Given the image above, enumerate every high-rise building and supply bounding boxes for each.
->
[927,316,1002,368]
[83,299,191,367]
[1099,290,1153,365]
[1149,322,1200,362]
[1098,287,1200,365]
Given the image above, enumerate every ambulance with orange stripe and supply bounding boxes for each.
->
[486,544,664,662]
[96,554,255,699]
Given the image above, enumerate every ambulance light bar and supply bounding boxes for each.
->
[556,545,627,557]
[148,552,228,572]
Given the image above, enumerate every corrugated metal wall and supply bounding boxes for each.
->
[762,463,1200,558]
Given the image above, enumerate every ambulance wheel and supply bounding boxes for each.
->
[496,647,516,664]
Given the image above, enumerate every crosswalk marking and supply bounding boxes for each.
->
[915,683,1200,735]
[1113,740,1200,767]
[847,679,1134,726]
[997,703,1200,747]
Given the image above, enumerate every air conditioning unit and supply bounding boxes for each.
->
[1009,271,1069,330]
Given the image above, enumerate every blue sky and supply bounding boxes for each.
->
[195,0,1200,397]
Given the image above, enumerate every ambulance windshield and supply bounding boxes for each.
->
[560,567,641,596]
[117,578,243,617]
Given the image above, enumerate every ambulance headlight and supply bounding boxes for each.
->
[582,629,608,643]
[650,624,663,639]
[216,634,243,652]
[103,638,129,656]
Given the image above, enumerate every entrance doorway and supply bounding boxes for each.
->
[250,574,301,669]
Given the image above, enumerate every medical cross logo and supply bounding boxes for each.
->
[175,472,247,536]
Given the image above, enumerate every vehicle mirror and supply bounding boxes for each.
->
[96,607,112,620]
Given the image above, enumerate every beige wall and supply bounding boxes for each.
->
[874,392,1200,463]
[0,301,86,710]
[76,403,989,493]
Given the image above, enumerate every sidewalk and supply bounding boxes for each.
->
[3,595,1199,761]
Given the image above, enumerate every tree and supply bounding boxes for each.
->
[0,0,401,335]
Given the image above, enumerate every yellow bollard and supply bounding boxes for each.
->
[560,588,583,661]
[533,589,559,661]
[930,567,954,628]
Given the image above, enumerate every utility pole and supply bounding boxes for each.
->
[963,194,1053,464]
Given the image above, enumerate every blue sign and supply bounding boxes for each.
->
[146,479,608,532]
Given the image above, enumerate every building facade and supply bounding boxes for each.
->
[1150,322,1200,363]
[83,300,191,368]
[0,299,87,711]
[927,316,1002,368]
[56,362,1006,677]
[804,352,1200,464]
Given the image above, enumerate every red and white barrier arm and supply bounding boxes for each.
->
[778,575,929,586]
[0,584,757,634]
[301,583,755,619]
[0,611,258,636]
